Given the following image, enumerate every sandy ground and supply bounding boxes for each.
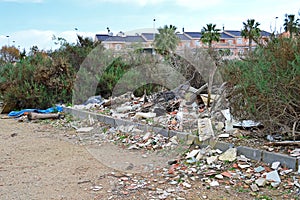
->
[0,118,114,199]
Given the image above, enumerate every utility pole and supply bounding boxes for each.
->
[153,18,156,55]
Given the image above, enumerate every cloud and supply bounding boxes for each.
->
[175,0,224,10]
[0,0,43,3]
[87,0,165,6]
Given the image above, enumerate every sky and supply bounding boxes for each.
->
[0,0,299,51]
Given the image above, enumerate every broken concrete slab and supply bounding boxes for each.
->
[219,148,237,162]
[198,118,214,142]
[266,170,281,183]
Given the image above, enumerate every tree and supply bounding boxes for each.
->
[200,23,221,51]
[241,19,261,52]
[0,45,20,64]
[283,14,299,38]
[154,24,180,54]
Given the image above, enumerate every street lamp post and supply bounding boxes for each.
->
[153,18,156,55]
[275,17,278,35]
[6,35,9,46]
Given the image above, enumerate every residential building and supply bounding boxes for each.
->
[95,29,271,57]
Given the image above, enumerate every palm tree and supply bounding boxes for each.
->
[154,24,180,54]
[241,19,261,52]
[200,23,221,51]
[283,14,299,38]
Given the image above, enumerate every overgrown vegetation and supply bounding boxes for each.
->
[0,52,75,109]
[223,37,300,136]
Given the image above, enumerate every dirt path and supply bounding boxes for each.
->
[0,117,182,200]
[0,118,116,199]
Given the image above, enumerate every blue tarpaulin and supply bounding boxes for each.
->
[8,105,63,117]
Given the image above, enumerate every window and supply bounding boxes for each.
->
[237,38,243,45]
[115,44,122,50]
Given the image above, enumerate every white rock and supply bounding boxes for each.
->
[219,148,237,162]
[215,174,224,179]
[128,144,139,150]
[143,132,152,141]
[209,180,219,187]
[206,156,218,165]
[271,182,280,188]
[250,184,259,192]
[255,177,267,187]
[169,180,178,185]
[238,164,251,169]
[218,133,230,138]
[271,161,281,170]
[186,149,200,159]
[134,112,156,119]
[182,182,192,188]
[280,169,293,175]
[169,136,178,145]
[215,149,223,154]
[196,152,204,161]
[92,185,103,191]
[76,127,94,133]
[266,170,281,183]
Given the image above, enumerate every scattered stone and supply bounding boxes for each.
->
[206,156,218,165]
[209,180,219,187]
[266,171,281,183]
[254,166,265,173]
[219,148,237,162]
[186,149,200,159]
[215,149,223,154]
[255,178,267,187]
[182,182,192,188]
[169,180,178,185]
[218,133,230,138]
[271,161,281,170]
[142,154,147,158]
[238,164,251,169]
[91,185,103,191]
[280,169,293,175]
[76,127,94,133]
[134,112,156,119]
[221,171,232,178]
[215,174,224,179]
[128,144,139,150]
[237,155,249,162]
[271,182,280,188]
[250,184,259,192]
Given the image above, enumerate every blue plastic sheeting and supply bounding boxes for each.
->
[8,105,63,117]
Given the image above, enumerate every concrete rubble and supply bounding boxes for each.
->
[46,87,300,198]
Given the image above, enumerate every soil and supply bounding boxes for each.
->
[0,116,298,200]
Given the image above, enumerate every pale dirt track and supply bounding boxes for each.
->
[0,118,113,200]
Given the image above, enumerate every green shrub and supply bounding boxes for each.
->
[223,37,300,135]
[0,53,75,109]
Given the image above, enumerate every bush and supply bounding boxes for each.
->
[223,37,300,136]
[0,52,75,109]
